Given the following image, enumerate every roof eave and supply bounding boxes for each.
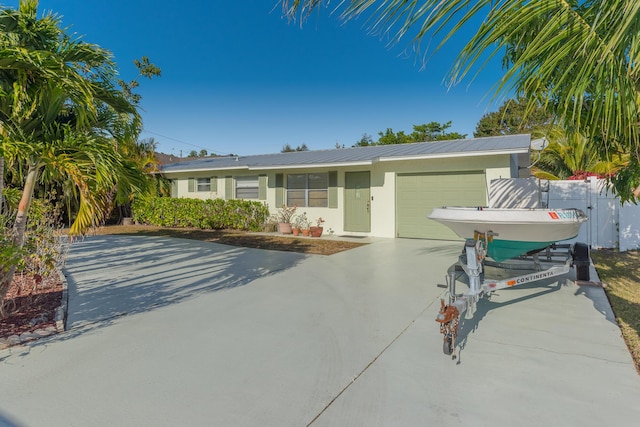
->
[161,165,250,174]
[377,149,529,162]
[253,161,373,170]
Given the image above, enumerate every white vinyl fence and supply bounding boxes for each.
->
[490,177,640,251]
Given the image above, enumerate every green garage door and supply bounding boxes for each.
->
[397,172,487,239]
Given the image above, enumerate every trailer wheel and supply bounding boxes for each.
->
[443,335,453,355]
[577,265,589,281]
[573,242,590,281]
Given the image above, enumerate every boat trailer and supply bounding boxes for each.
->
[436,233,590,357]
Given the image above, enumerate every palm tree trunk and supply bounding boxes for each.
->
[0,165,39,314]
[0,156,4,211]
[12,165,38,247]
[0,156,8,316]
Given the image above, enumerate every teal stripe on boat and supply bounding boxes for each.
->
[487,239,556,262]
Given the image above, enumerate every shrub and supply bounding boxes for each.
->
[1,195,67,287]
[132,197,270,231]
[0,223,21,275]
[20,198,68,278]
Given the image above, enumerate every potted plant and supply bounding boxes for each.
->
[310,217,325,237]
[296,212,311,237]
[275,205,296,234]
[291,214,301,236]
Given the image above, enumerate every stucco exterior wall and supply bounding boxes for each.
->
[163,153,515,238]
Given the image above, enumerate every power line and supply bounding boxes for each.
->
[142,129,230,156]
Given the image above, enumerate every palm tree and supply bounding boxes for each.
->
[282,0,640,200]
[108,136,166,221]
[1,3,135,226]
[0,0,142,311]
[532,128,629,180]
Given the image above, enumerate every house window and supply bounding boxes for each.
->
[236,175,259,199]
[197,178,211,192]
[188,177,215,193]
[287,173,328,207]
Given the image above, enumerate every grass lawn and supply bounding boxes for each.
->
[591,249,640,373]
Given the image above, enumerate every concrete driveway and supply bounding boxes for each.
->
[0,235,639,426]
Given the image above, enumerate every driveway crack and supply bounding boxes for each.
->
[468,336,634,366]
[306,297,442,426]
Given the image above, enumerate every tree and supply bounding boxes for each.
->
[187,150,198,157]
[199,149,208,157]
[118,56,161,105]
[475,98,554,138]
[532,128,628,181]
[282,1,640,201]
[377,128,410,145]
[376,122,465,145]
[0,0,152,312]
[353,133,373,147]
[106,135,166,222]
[410,121,465,141]
[281,143,309,152]
[99,60,161,224]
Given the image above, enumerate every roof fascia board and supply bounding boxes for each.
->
[162,161,372,174]
[253,161,372,170]
[377,149,529,162]
[162,165,250,174]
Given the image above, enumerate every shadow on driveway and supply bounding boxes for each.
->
[63,235,307,331]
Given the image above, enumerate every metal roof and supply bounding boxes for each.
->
[160,134,531,174]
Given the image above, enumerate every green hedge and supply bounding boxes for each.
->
[132,197,269,231]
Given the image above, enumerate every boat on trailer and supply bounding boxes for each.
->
[428,207,588,262]
[428,206,590,358]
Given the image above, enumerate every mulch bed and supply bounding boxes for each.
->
[92,225,367,255]
[0,275,63,340]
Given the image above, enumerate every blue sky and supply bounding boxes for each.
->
[17,1,505,156]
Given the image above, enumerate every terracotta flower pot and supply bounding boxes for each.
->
[292,227,300,236]
[278,222,292,234]
[301,228,310,237]
[310,226,323,237]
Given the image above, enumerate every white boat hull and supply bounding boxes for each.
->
[428,207,587,261]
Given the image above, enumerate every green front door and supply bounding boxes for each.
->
[344,171,371,232]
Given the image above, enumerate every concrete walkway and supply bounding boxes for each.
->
[0,235,639,426]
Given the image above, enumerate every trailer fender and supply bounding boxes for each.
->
[572,242,590,281]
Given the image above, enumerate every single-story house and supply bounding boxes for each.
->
[159,134,532,239]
